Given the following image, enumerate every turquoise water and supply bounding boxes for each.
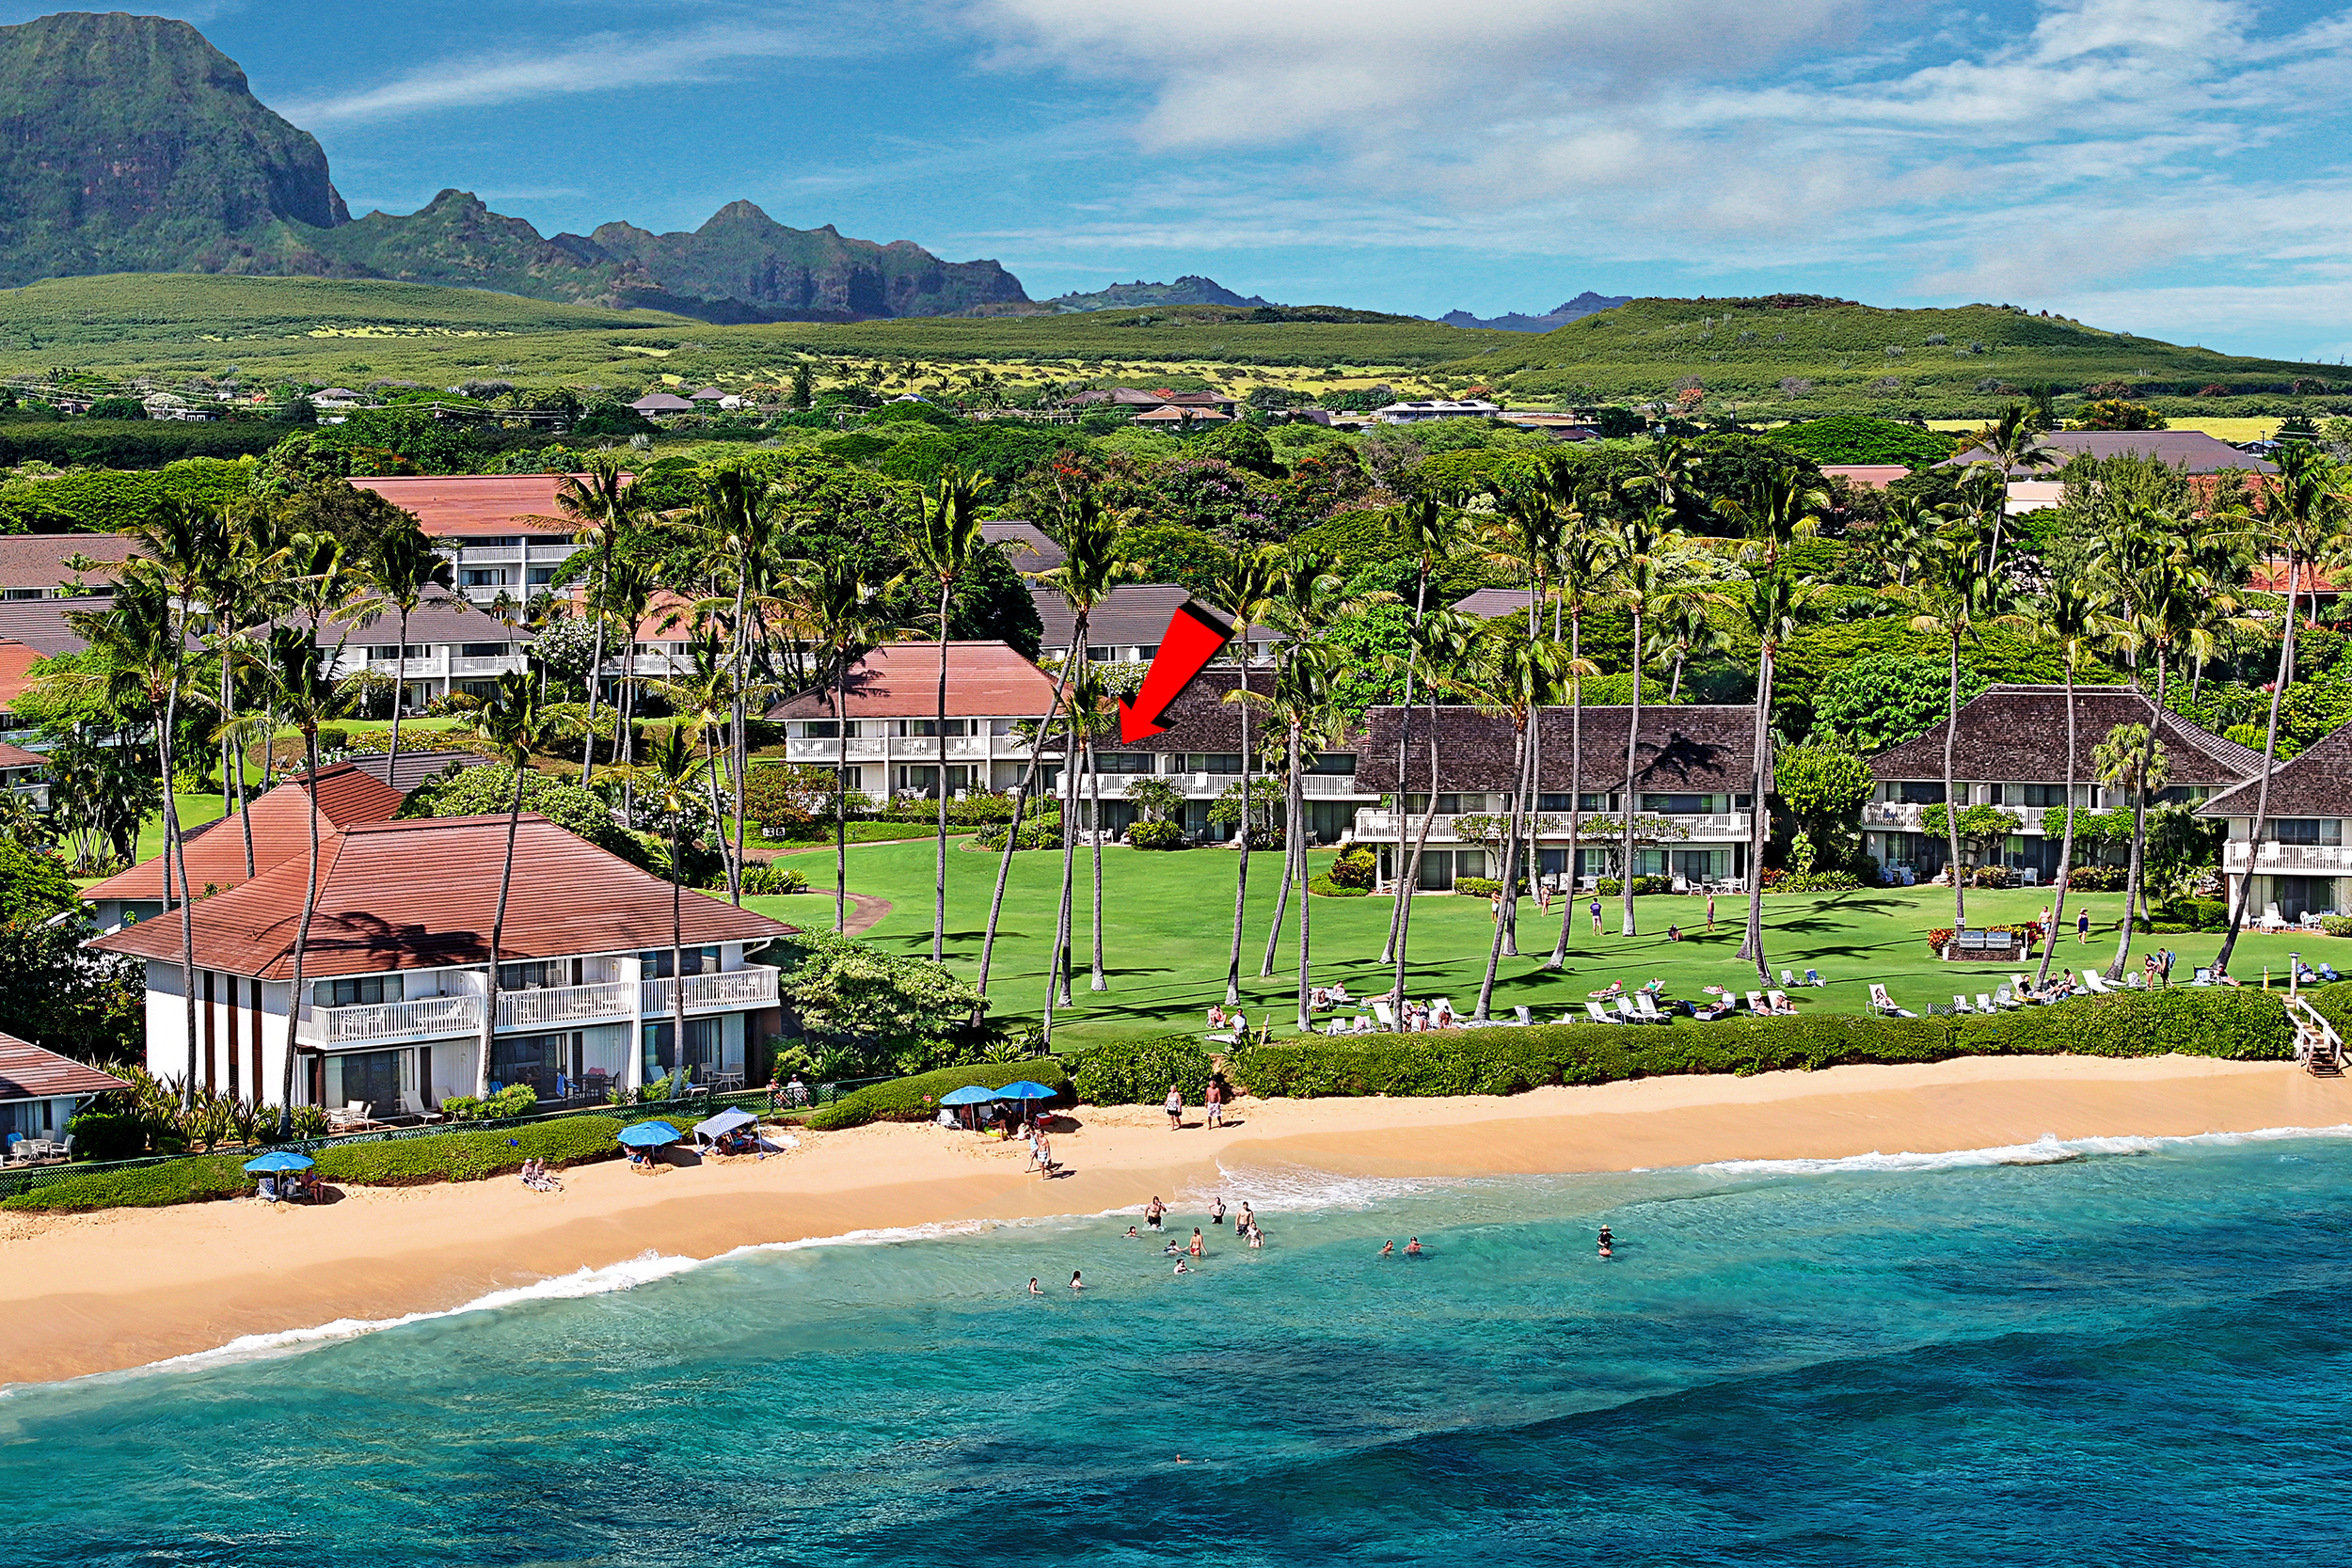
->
[9,1131,2352,1565]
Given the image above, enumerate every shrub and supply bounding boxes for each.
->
[1455,877,1503,897]
[1072,1035,1216,1105]
[977,811,1064,850]
[739,863,809,895]
[877,791,1019,826]
[61,1109,148,1161]
[1777,871,1863,893]
[774,928,987,1060]
[1308,874,1370,897]
[1593,876,1675,896]
[423,691,483,717]
[1127,818,1184,850]
[437,1082,539,1121]
[2,1152,250,1211]
[1326,847,1377,889]
[804,1060,1073,1131]
[2320,916,2352,939]
[2063,863,2126,892]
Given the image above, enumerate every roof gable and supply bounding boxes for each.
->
[81,766,406,905]
[0,1032,129,1102]
[766,641,1059,721]
[2201,720,2352,818]
[1867,685,2263,785]
[1354,705,1760,793]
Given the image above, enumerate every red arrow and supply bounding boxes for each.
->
[1119,602,1233,743]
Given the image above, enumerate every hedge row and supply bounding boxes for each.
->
[1072,1036,1216,1105]
[3,1116,628,1212]
[1224,987,2298,1100]
[803,1061,1073,1131]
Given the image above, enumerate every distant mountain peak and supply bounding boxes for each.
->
[1438,292,1634,332]
[1046,275,1279,313]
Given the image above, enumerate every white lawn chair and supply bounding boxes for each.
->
[1976,993,1999,1014]
[1768,990,1796,1015]
[1615,997,1645,1024]
[1868,983,1917,1019]
[2080,969,2112,994]
[1953,994,1976,1013]
[2010,973,2037,1003]
[1513,1005,1534,1026]
[1634,993,1669,1023]
[1746,990,1769,1015]
[2261,902,2286,931]
[1585,1000,1622,1024]
[1373,999,1397,1030]
[1780,970,1795,988]
[1994,987,2021,1009]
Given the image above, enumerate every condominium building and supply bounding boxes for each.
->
[2199,718,2352,922]
[347,474,585,609]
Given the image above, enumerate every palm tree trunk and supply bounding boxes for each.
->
[281,728,324,1132]
[1379,565,1429,965]
[1620,609,1645,936]
[1943,626,1966,931]
[2037,655,2079,990]
[1223,675,1254,1008]
[1477,719,1530,1020]
[672,823,688,1092]
[1391,716,1440,1014]
[1292,725,1311,1032]
[1503,708,1534,958]
[389,606,408,783]
[2217,572,2298,972]
[729,577,749,907]
[1088,735,1107,992]
[1045,630,1089,1027]
[932,581,951,960]
[973,642,1082,1016]
[2109,663,2168,979]
[478,762,526,1101]
[234,725,253,879]
[1742,643,1775,979]
[1551,614,1584,966]
[834,661,850,934]
[580,557,609,785]
[1262,724,1299,977]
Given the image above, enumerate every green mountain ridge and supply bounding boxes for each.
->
[0,12,1030,323]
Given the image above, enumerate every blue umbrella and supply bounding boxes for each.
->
[939,1085,1001,1106]
[243,1150,314,1174]
[618,1121,681,1148]
[993,1081,1057,1101]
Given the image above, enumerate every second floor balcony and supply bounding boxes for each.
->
[1352,809,1749,843]
[2223,840,2352,876]
[296,965,780,1048]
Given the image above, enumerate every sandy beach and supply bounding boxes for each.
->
[3,1053,2345,1386]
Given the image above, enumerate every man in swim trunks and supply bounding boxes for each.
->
[1146,1197,1165,1230]
[1211,1196,1227,1226]
[1405,1238,1422,1257]
[1236,1201,1253,1235]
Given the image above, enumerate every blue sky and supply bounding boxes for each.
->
[16,0,2352,360]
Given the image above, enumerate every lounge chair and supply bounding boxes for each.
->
[1633,993,1669,1023]
[1513,1005,1534,1027]
[1746,990,1769,1015]
[1614,997,1646,1025]
[1585,1000,1622,1025]
[1977,993,2000,1014]
[1868,983,1917,1019]
[1692,996,1736,1022]
[2261,902,2287,931]
[1994,987,2020,1009]
[2080,969,2112,995]
[1780,970,1796,988]
[2191,967,2213,986]
[1768,990,1797,1015]
[1804,969,1824,987]
[1953,994,1976,1014]
[1373,1000,1397,1030]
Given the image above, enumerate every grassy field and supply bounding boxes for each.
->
[745,837,2341,1048]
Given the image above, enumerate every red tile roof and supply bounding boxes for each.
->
[1821,465,1911,491]
[768,640,1060,720]
[0,640,40,709]
[2248,560,2343,597]
[346,475,583,538]
[90,814,795,979]
[0,740,44,768]
[78,765,405,904]
[0,1033,130,1102]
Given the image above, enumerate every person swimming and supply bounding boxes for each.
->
[1189,1228,1204,1258]
[1405,1238,1422,1257]
[1028,1277,1042,1295]
[1211,1196,1227,1226]
[1124,1225,1139,1239]
[1379,1241,1394,1258]
[1236,1201,1254,1234]
[1070,1271,1084,1291]
[1165,1240,1183,1255]
[1173,1260,1190,1275]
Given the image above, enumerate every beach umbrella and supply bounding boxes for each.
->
[618,1121,682,1148]
[692,1106,755,1146]
[242,1150,314,1174]
[938,1085,1001,1106]
[993,1081,1057,1101]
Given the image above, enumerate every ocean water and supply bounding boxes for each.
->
[9,1131,2352,1566]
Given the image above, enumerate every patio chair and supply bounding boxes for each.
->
[1977,993,2000,1014]
[1373,999,1397,1029]
[1993,987,2019,1009]
[1780,970,1796,988]
[2080,970,2112,994]
[1514,1005,1534,1026]
[1953,994,1977,1014]
[1868,983,1916,1019]
[1745,990,1769,1016]
[1692,995,1736,1022]
[1768,990,1796,1015]
[1633,993,1668,1023]
[2191,967,2213,986]
[1614,997,1646,1025]
[1804,969,1824,987]
[1585,1000,1622,1025]
[2261,902,2287,931]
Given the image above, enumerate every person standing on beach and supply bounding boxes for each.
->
[1165,1084,1184,1130]
[1236,1201,1253,1235]
[1205,1080,1224,1129]
[1146,1196,1166,1230]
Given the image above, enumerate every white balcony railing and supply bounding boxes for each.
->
[1862,802,1927,830]
[1351,810,1751,842]
[2224,842,2352,875]
[783,737,889,762]
[642,966,779,1018]
[300,993,482,1047]
[454,546,525,564]
[496,980,634,1031]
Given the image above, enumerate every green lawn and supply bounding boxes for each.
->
[746,838,2344,1048]
[134,792,228,865]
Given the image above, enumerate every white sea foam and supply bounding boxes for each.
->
[1700,1123,2352,1178]
[1187,1158,1452,1212]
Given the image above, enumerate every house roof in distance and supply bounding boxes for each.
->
[0,595,113,657]
[344,748,492,795]
[767,641,1060,721]
[79,764,406,906]
[1094,669,1370,757]
[1821,465,1911,491]
[346,475,581,538]
[1034,584,1270,654]
[336,587,527,645]
[2200,720,2352,819]
[630,392,696,414]
[0,1032,129,1103]
[1354,705,1764,794]
[1942,430,2278,476]
[1869,684,2264,786]
[983,520,1062,574]
[0,740,45,768]
[0,641,42,710]
[91,814,794,980]
[0,531,140,591]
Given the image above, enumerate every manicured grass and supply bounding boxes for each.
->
[746,838,2344,1048]
[133,792,228,865]
[755,821,962,851]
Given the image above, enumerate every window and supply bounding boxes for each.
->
[2271,819,2342,846]
[990,718,1017,736]
[1641,794,1711,815]
[492,1033,568,1099]
[338,1049,402,1113]
[2016,784,2071,808]
[459,642,512,657]
[1093,752,1154,774]
[365,645,400,661]
[1305,752,1358,775]
[1896,782,1947,804]
[459,569,508,588]
[498,960,562,990]
[643,1017,722,1074]
[640,946,719,979]
[526,568,557,586]
[793,721,857,739]
[325,974,405,1007]
[1187,753,1243,775]
[900,720,974,736]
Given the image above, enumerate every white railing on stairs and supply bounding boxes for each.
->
[2285,994,2342,1073]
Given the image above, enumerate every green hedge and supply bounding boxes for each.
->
[803,1060,1073,1131]
[4,1116,628,1212]
[1072,1035,1216,1105]
[1225,987,2296,1100]
[1307,873,1369,897]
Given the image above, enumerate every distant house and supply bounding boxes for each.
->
[347,474,587,610]
[1864,684,2261,881]
[2198,720,2352,923]
[0,1032,129,1148]
[982,520,1062,575]
[689,387,728,404]
[1820,465,1910,491]
[1133,404,1231,424]
[0,531,139,599]
[310,388,362,411]
[1945,429,2277,516]
[1032,584,1277,666]
[628,392,695,419]
[0,740,48,808]
[341,586,534,708]
[1375,399,1503,423]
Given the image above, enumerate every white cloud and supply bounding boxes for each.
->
[281,23,842,127]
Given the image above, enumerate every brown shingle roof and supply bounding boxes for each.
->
[0,1032,129,1102]
[2200,720,2352,818]
[1033,584,1274,653]
[78,765,405,905]
[0,595,111,657]
[346,475,580,538]
[1090,670,1363,755]
[984,520,1062,574]
[1868,685,2263,785]
[90,814,795,980]
[1355,705,1762,793]
[766,641,1059,721]
[0,532,140,591]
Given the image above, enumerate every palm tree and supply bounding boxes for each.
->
[1718,470,1829,975]
[1486,471,1567,954]
[2216,444,2351,971]
[1377,489,1470,966]
[1546,499,1611,968]
[791,555,894,935]
[689,464,784,905]
[1906,504,2002,931]
[1389,610,1479,1013]
[637,725,713,1092]
[2028,574,2100,990]
[1952,403,2056,563]
[590,548,661,818]
[902,467,992,960]
[1648,594,1724,705]
[467,670,549,1101]
[1067,667,1121,994]
[1611,508,1676,936]
[552,453,644,787]
[1252,546,1347,977]
[351,519,453,782]
[1248,641,1343,1030]
[654,625,748,858]
[262,623,340,1127]
[1211,545,1285,1010]
[1462,626,1571,1019]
